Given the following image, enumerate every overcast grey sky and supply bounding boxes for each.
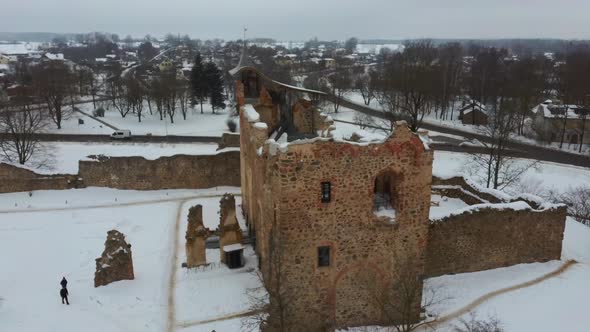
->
[1,0,589,40]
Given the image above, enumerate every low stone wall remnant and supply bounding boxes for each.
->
[0,163,80,193]
[425,205,566,278]
[94,230,134,287]
[79,151,240,190]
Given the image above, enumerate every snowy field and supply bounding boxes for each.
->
[76,102,235,137]
[0,187,250,332]
[433,151,590,195]
[0,185,588,332]
[0,42,43,55]
[40,110,114,135]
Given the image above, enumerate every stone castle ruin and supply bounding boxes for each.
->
[94,230,135,287]
[183,195,245,269]
[232,45,566,330]
[185,205,210,268]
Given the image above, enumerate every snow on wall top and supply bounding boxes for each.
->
[243,104,260,123]
[433,172,512,202]
[429,200,557,223]
[263,120,430,156]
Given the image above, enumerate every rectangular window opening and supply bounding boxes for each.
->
[318,246,331,267]
[321,182,331,203]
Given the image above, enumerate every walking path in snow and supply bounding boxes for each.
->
[0,194,225,214]
[417,259,578,331]
[165,193,243,332]
[176,308,265,329]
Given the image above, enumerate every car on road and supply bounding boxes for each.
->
[110,130,132,140]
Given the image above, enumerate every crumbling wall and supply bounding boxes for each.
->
[0,163,80,193]
[255,122,434,329]
[185,205,209,267]
[94,230,134,287]
[254,86,280,133]
[218,193,243,264]
[292,99,333,135]
[425,205,567,278]
[217,133,241,150]
[79,152,240,190]
[432,176,504,203]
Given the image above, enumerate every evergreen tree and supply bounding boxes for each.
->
[190,53,207,113]
[205,62,225,114]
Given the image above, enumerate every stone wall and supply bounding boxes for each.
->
[425,205,566,278]
[241,103,435,330]
[217,132,241,150]
[292,99,333,136]
[78,152,240,190]
[432,176,503,203]
[0,163,79,193]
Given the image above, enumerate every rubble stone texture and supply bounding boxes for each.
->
[185,205,209,267]
[232,65,566,330]
[292,98,333,136]
[94,230,134,287]
[219,194,243,264]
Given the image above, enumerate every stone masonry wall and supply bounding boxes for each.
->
[251,122,434,330]
[432,176,503,203]
[79,152,240,190]
[425,206,567,278]
[0,163,79,193]
[292,99,333,136]
[217,133,241,150]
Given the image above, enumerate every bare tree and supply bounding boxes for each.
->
[554,49,590,148]
[322,68,352,113]
[436,42,463,121]
[177,77,191,120]
[366,256,447,332]
[32,61,75,129]
[160,72,179,124]
[0,100,48,165]
[454,312,504,332]
[558,186,590,226]
[509,56,545,135]
[466,100,537,189]
[375,40,439,132]
[125,77,145,122]
[107,77,132,118]
[356,69,378,106]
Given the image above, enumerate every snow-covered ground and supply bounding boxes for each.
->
[433,151,590,195]
[1,186,588,332]
[429,194,470,220]
[426,218,590,332]
[42,111,114,135]
[77,102,235,137]
[174,200,258,331]
[0,42,43,55]
[0,187,248,332]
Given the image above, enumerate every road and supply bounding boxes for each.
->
[4,93,587,167]
[328,95,590,168]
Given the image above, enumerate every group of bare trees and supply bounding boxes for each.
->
[0,96,48,166]
[31,61,78,130]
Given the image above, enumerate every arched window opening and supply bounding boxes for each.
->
[373,171,398,220]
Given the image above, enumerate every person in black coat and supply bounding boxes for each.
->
[60,287,69,305]
[60,277,67,289]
